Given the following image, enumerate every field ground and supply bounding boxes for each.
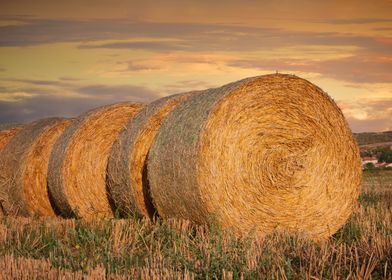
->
[0,171,391,279]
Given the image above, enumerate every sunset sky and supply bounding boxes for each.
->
[0,0,391,132]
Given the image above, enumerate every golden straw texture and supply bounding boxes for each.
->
[48,102,144,219]
[148,74,362,240]
[107,92,197,218]
[0,124,23,151]
[0,124,24,216]
[0,118,71,216]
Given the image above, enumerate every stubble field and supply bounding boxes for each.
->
[0,171,391,279]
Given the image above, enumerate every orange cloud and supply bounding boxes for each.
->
[0,2,391,133]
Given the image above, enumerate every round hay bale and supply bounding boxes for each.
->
[48,102,144,219]
[0,118,71,216]
[0,123,24,131]
[107,92,198,218]
[0,124,24,216]
[147,74,362,240]
[0,124,24,151]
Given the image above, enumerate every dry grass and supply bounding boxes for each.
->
[0,171,390,279]
[148,74,362,240]
[48,103,144,219]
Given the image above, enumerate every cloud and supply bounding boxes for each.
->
[1,18,391,88]
[1,18,391,55]
[0,83,160,123]
[0,91,37,102]
[0,18,114,46]
[5,78,73,87]
[373,27,392,31]
[228,56,392,83]
[78,30,392,56]
[0,16,391,129]
[79,40,189,51]
[341,98,392,132]
[0,95,97,123]
[77,84,161,101]
[347,117,392,133]
[163,79,215,94]
[115,55,220,73]
[0,86,54,100]
[125,61,162,71]
[323,18,392,24]
[58,76,81,81]
[0,18,232,46]
[2,1,391,27]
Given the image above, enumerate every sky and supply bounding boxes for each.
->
[0,0,391,132]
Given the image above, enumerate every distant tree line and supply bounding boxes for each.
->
[378,149,392,163]
[354,131,392,145]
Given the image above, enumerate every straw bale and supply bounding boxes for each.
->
[0,123,24,130]
[0,118,71,216]
[0,124,24,151]
[0,124,24,216]
[147,74,362,240]
[107,92,197,218]
[48,102,144,218]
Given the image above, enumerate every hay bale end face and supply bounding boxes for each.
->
[148,74,362,240]
[48,102,144,219]
[0,118,71,216]
[107,92,197,218]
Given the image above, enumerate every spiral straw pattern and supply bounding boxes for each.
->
[148,74,362,240]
